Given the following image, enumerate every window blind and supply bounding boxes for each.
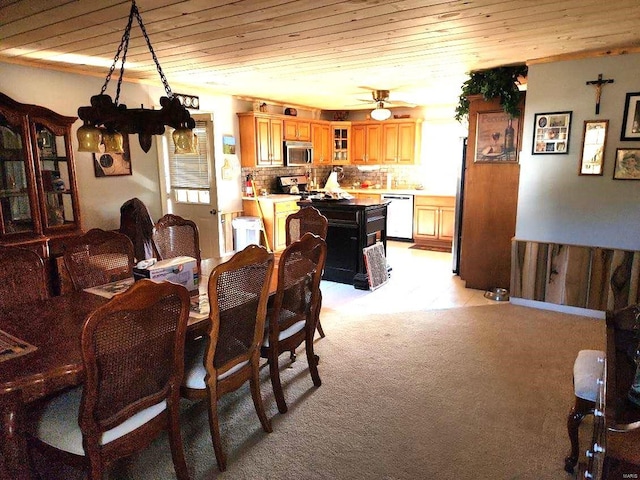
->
[168,120,210,189]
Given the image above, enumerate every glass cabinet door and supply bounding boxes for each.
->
[34,123,77,230]
[0,113,37,236]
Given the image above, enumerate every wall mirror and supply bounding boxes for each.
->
[579,119,608,175]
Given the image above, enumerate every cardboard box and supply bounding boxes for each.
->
[133,256,198,292]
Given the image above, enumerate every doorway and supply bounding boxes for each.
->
[158,114,221,259]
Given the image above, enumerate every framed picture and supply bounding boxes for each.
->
[474,110,520,163]
[579,120,608,176]
[532,111,572,154]
[93,135,132,177]
[222,135,236,154]
[613,148,640,180]
[620,92,640,141]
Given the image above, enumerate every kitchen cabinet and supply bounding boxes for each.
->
[242,196,299,252]
[353,192,381,203]
[312,122,332,165]
[331,121,351,164]
[237,112,284,167]
[413,195,455,251]
[283,118,311,141]
[351,123,382,164]
[382,119,421,164]
[0,92,81,261]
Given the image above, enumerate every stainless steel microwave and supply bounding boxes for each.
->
[283,141,313,165]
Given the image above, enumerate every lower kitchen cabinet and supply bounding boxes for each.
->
[242,197,300,251]
[413,195,455,251]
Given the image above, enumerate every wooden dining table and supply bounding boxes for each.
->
[0,255,279,480]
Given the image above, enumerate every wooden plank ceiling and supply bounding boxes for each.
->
[1,0,639,111]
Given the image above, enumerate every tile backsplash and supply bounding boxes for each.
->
[240,164,426,194]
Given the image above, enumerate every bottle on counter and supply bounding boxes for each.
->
[245,174,254,197]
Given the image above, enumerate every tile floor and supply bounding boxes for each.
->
[320,240,498,315]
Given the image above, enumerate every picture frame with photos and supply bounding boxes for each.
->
[532,111,572,155]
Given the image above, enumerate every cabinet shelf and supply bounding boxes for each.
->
[0,91,82,261]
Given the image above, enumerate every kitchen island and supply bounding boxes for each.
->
[298,198,390,289]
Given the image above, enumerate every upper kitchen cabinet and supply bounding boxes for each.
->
[0,92,81,258]
[312,122,332,165]
[238,112,284,167]
[331,121,351,164]
[283,118,311,141]
[351,123,382,164]
[382,119,422,164]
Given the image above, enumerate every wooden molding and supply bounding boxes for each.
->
[527,45,640,66]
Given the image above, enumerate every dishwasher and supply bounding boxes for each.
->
[381,194,414,240]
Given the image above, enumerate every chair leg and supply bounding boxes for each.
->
[316,291,325,338]
[167,403,190,480]
[564,396,595,473]
[250,357,274,431]
[268,349,288,414]
[206,393,227,472]
[306,328,322,388]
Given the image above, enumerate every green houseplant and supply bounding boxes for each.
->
[455,65,528,122]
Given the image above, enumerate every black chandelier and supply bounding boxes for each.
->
[76,0,196,154]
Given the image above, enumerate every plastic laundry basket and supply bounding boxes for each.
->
[232,216,262,251]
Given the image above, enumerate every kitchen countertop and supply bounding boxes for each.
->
[241,189,455,201]
[343,188,455,197]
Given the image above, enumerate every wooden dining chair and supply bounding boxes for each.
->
[153,214,201,273]
[181,244,274,472]
[62,228,135,291]
[0,245,49,309]
[261,232,327,414]
[27,279,192,480]
[285,206,328,338]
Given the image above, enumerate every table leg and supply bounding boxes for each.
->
[0,390,32,480]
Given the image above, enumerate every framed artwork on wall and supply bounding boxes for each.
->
[474,110,520,163]
[222,135,236,154]
[532,111,572,154]
[579,120,608,176]
[620,92,640,141]
[613,148,640,180]
[93,135,132,177]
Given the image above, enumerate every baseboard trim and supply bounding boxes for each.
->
[509,297,606,319]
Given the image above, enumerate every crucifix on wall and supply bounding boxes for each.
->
[586,73,614,115]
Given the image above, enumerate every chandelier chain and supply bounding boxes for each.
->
[133,2,173,98]
[100,2,135,103]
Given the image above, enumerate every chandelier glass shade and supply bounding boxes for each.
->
[76,0,195,154]
[370,102,391,121]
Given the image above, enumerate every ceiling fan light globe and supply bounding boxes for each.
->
[371,107,391,121]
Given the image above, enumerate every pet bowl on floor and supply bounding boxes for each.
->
[484,287,510,301]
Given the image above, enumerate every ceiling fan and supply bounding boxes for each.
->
[351,88,416,120]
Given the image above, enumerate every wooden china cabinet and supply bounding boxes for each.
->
[0,92,82,288]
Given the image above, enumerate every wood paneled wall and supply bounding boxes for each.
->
[511,239,640,311]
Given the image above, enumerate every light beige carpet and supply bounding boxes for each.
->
[35,304,605,480]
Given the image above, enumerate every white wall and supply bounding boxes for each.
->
[516,53,640,250]
[0,62,243,233]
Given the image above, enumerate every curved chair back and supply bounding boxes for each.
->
[285,206,328,245]
[0,245,48,309]
[63,229,135,291]
[153,214,201,272]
